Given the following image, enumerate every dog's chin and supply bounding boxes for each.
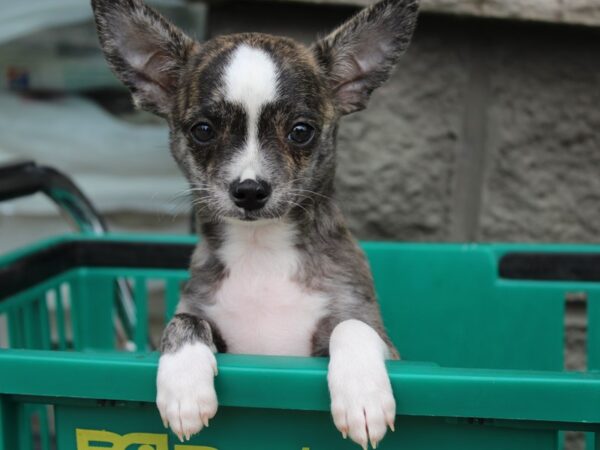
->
[223,215,282,226]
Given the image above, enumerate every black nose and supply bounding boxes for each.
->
[229,179,272,211]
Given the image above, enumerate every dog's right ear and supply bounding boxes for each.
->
[91,0,199,117]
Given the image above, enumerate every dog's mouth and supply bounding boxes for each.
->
[193,188,303,223]
[222,199,292,223]
[235,206,287,222]
[221,210,286,225]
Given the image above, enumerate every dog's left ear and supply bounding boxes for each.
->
[91,0,199,117]
[312,0,419,115]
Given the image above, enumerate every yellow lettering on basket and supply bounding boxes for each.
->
[76,429,168,450]
[76,428,308,450]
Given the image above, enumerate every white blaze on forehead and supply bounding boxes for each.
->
[224,44,278,114]
[223,44,279,182]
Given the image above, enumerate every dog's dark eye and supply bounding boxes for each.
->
[288,123,315,146]
[190,122,215,143]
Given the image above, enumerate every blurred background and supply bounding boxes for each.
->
[0,1,598,447]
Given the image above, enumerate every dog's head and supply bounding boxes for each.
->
[92,0,418,222]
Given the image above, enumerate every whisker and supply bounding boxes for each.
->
[283,199,310,217]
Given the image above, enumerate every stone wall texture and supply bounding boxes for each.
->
[424,0,600,27]
[231,0,600,27]
[479,27,600,241]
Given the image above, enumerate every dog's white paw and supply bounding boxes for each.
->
[328,320,396,450]
[156,342,218,442]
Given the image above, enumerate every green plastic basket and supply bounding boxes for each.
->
[1,233,600,450]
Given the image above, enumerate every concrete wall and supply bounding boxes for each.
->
[241,0,600,27]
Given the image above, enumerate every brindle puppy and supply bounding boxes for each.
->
[91,0,418,448]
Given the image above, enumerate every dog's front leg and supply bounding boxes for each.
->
[156,313,218,442]
[328,319,396,450]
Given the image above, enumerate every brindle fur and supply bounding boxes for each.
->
[91,0,418,360]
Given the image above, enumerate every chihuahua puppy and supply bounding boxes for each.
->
[92,0,418,447]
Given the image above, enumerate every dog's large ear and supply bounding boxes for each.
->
[91,0,199,117]
[312,0,419,115]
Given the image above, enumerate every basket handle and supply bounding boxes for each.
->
[0,161,145,348]
[0,160,107,234]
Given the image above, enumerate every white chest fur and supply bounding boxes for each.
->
[205,221,328,356]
